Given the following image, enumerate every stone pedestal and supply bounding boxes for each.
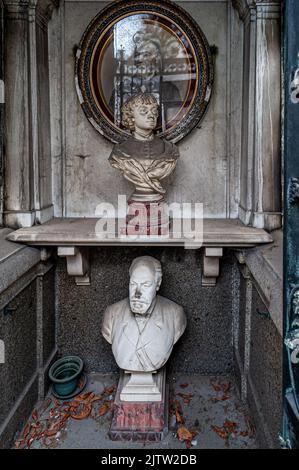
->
[123,200,170,236]
[120,370,162,402]
[109,368,168,441]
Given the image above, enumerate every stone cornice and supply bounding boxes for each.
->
[232,0,281,22]
[3,0,59,21]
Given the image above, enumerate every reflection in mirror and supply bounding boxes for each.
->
[92,14,197,134]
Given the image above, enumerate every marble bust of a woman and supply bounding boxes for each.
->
[108,92,179,204]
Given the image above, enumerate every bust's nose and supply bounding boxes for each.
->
[134,287,142,299]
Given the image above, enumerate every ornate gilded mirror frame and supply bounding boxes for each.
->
[75,0,214,144]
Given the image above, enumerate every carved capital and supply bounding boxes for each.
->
[3,0,59,21]
[232,0,281,22]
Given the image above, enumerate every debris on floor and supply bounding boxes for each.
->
[14,378,117,449]
[14,374,257,449]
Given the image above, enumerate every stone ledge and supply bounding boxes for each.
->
[243,229,283,335]
[0,228,41,295]
[6,217,273,247]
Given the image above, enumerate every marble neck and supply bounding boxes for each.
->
[133,130,155,141]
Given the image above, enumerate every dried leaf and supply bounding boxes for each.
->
[76,391,94,402]
[175,409,185,424]
[177,393,194,399]
[211,382,222,392]
[244,415,256,438]
[27,436,35,448]
[71,403,92,420]
[240,430,249,437]
[180,383,189,389]
[23,422,31,439]
[222,382,231,393]
[185,433,198,449]
[90,395,102,403]
[105,385,116,395]
[60,412,71,422]
[68,401,80,408]
[14,439,25,449]
[211,425,229,440]
[223,420,238,434]
[78,378,85,389]
[174,400,183,414]
[32,409,38,421]
[85,392,96,403]
[45,429,59,437]
[221,394,231,401]
[177,392,194,405]
[54,398,61,407]
[99,402,110,417]
[177,426,193,442]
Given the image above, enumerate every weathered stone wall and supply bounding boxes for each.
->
[49,1,243,219]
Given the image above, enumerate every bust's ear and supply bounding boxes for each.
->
[156,276,162,291]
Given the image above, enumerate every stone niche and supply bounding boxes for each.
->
[50,0,242,219]
[3,0,281,231]
[1,0,283,450]
[4,0,280,285]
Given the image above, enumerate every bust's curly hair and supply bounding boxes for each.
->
[122,93,158,130]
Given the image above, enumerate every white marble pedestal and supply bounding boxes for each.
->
[120,370,163,402]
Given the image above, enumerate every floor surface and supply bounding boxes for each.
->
[14,373,257,450]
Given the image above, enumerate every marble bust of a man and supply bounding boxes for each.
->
[108,93,179,203]
[102,256,186,372]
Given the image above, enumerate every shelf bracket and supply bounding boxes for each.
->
[57,246,90,286]
[202,247,223,287]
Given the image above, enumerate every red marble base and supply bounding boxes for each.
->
[109,369,169,442]
[121,200,170,236]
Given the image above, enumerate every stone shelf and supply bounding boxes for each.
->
[6,218,273,287]
[7,217,272,247]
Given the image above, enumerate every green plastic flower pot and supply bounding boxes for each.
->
[48,356,84,397]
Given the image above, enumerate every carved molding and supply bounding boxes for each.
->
[3,0,59,21]
[232,0,281,22]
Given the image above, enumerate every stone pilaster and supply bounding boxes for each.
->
[253,1,281,230]
[233,0,282,230]
[3,0,58,228]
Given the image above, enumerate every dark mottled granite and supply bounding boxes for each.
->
[42,267,56,365]
[238,275,248,368]
[248,285,283,448]
[0,378,38,449]
[56,247,236,374]
[0,281,37,424]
